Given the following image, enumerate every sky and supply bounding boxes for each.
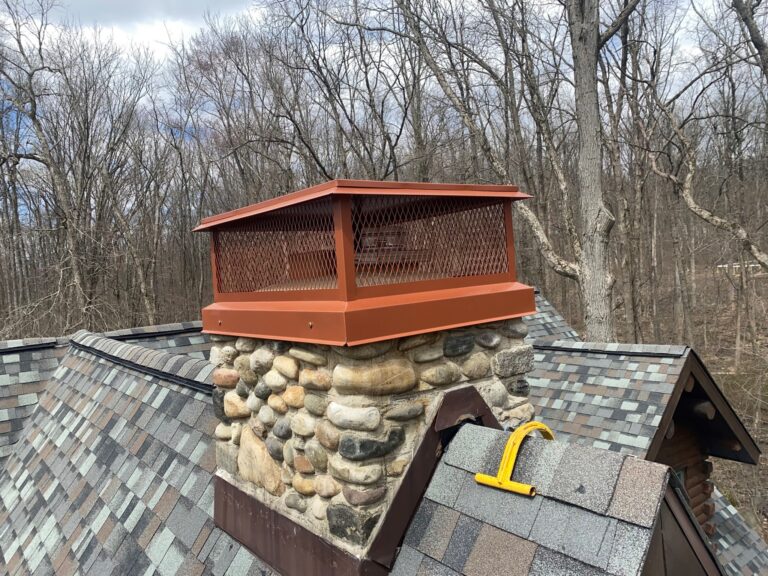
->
[59,0,253,54]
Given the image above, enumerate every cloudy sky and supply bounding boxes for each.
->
[59,0,253,53]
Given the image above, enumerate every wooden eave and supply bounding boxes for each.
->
[647,350,760,465]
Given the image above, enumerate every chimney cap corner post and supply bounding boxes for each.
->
[197,179,535,345]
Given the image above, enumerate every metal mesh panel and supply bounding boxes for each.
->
[214,197,337,293]
[352,196,509,287]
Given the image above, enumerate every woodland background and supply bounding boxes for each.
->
[1,0,767,534]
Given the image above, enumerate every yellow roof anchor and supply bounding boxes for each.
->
[474,421,555,496]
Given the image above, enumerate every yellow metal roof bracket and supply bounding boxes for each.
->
[474,421,555,496]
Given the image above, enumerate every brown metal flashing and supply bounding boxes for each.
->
[663,485,725,575]
[368,385,501,568]
[647,352,760,465]
[215,477,388,576]
[214,385,500,575]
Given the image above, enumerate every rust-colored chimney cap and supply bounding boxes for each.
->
[193,179,531,232]
[197,179,535,345]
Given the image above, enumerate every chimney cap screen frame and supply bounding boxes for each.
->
[196,179,535,345]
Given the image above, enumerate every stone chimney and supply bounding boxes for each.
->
[197,180,536,571]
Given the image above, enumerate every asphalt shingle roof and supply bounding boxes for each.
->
[528,341,689,456]
[393,424,671,576]
[709,489,768,576]
[0,331,270,575]
[524,293,580,344]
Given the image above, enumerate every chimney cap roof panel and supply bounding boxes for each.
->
[194,179,531,231]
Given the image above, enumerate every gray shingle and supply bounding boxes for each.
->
[607,457,668,528]
[425,463,466,509]
[529,547,610,576]
[606,522,653,576]
[548,444,625,514]
[528,499,616,570]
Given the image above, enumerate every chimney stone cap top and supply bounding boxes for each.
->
[194,179,531,231]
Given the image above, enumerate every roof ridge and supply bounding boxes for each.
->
[69,331,213,394]
[534,340,690,358]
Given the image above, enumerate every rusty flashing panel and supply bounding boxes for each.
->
[197,180,535,345]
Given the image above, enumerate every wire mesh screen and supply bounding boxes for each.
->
[352,196,509,287]
[214,197,337,293]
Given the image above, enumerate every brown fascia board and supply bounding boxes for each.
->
[214,385,501,576]
[663,481,726,576]
[646,350,760,466]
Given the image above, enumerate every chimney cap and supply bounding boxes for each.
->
[193,179,531,232]
[198,179,535,345]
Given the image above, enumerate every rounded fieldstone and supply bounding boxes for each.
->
[443,333,475,357]
[258,405,277,427]
[238,426,284,496]
[234,354,258,386]
[398,333,438,351]
[500,318,528,339]
[462,352,490,380]
[483,380,508,408]
[215,422,231,440]
[246,393,263,413]
[268,340,291,354]
[333,341,393,360]
[327,504,381,545]
[386,459,408,477]
[294,454,314,474]
[283,386,305,409]
[384,401,424,421]
[248,416,267,439]
[503,377,529,395]
[304,394,328,416]
[219,345,239,365]
[253,381,271,400]
[328,454,382,485]
[292,473,316,496]
[263,369,288,393]
[476,331,502,349]
[283,440,295,466]
[327,402,381,431]
[272,416,293,440]
[209,346,223,366]
[491,344,534,377]
[212,387,229,423]
[212,368,239,389]
[332,360,416,396]
[316,420,340,450]
[311,496,329,520]
[250,347,276,375]
[266,436,284,461]
[268,394,288,415]
[420,362,461,386]
[342,485,387,506]
[338,427,405,461]
[224,390,250,419]
[285,492,307,513]
[273,355,299,380]
[289,347,327,366]
[290,412,317,437]
[298,368,332,391]
[235,337,259,353]
[292,435,306,450]
[235,379,251,398]
[412,347,443,363]
[314,475,341,498]
[304,439,328,472]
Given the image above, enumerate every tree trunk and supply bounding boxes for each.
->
[567,0,616,341]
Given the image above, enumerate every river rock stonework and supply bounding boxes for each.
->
[210,319,534,554]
